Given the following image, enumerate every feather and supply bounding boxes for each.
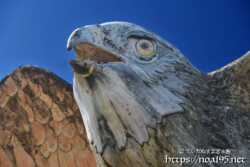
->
[68,22,250,167]
[0,66,97,167]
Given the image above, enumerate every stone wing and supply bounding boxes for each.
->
[0,66,97,167]
[208,51,250,111]
[208,51,249,87]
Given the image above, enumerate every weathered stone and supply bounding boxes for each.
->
[14,72,27,89]
[17,89,26,103]
[71,135,86,151]
[57,148,76,167]
[48,152,60,167]
[27,80,41,98]
[51,103,65,121]
[34,153,49,167]
[0,89,3,97]
[75,118,84,135]
[57,90,65,102]
[67,22,250,167]
[0,66,97,167]
[62,123,75,138]
[50,84,65,103]
[72,101,79,112]
[35,109,50,124]
[11,135,35,167]
[0,93,10,108]
[22,104,34,122]
[142,138,159,167]
[19,119,30,133]
[102,146,126,167]
[66,107,74,116]
[39,141,50,158]
[46,130,57,153]
[34,100,51,124]
[72,146,97,167]
[3,110,16,128]
[125,139,149,167]
[0,129,12,145]
[0,127,3,145]
[49,120,63,136]
[39,89,53,109]
[4,77,18,97]
[31,121,46,145]
[0,147,13,167]
[48,78,55,85]
[58,134,72,152]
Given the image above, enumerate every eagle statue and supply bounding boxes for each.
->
[0,66,97,167]
[0,22,249,167]
[67,22,249,167]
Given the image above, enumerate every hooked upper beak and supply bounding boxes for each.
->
[67,25,124,63]
[67,26,95,52]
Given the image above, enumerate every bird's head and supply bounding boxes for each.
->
[67,22,196,153]
[67,22,194,83]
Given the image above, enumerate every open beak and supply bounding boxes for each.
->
[73,43,123,63]
[67,26,123,77]
[67,26,123,63]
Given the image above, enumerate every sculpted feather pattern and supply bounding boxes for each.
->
[0,66,97,167]
[68,22,250,167]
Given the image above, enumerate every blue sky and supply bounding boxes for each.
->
[0,0,249,84]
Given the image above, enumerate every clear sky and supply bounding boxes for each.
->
[1,0,249,84]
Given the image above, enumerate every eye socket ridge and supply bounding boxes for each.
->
[127,33,173,51]
[128,34,154,41]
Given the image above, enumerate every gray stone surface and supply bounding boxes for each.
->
[68,22,250,167]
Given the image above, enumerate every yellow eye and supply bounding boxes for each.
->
[136,39,155,56]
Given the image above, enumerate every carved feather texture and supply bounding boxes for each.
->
[73,66,186,153]
[68,22,250,167]
[0,66,97,167]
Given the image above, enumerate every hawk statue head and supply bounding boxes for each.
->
[67,22,202,153]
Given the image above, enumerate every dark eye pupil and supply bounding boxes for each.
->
[140,42,148,50]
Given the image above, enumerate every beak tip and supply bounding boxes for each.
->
[67,47,72,51]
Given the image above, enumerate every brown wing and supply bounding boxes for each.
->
[0,66,97,167]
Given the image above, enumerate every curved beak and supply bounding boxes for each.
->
[67,25,124,77]
[67,25,123,63]
[67,27,95,51]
